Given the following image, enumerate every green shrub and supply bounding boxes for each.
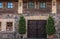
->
[46,16,56,35]
[18,16,26,34]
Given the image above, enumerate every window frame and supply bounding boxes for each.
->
[6,22,13,31]
[39,2,46,9]
[28,2,35,9]
[0,22,1,31]
[7,2,13,8]
[0,2,3,8]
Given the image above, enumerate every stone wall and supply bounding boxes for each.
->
[50,14,60,39]
[0,14,60,39]
[0,14,19,39]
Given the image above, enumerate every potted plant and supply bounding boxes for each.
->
[18,16,26,39]
[46,16,56,39]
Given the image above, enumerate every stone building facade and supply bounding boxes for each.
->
[0,0,60,39]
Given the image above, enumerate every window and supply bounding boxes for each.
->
[39,2,46,8]
[6,22,13,31]
[0,2,3,8]
[7,2,13,8]
[0,22,1,31]
[28,2,35,8]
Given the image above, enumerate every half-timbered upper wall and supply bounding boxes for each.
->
[0,0,18,2]
[0,0,18,14]
[18,0,23,14]
[57,0,60,2]
[57,0,60,14]
[52,0,56,13]
[23,0,52,14]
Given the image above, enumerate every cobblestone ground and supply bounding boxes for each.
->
[1,38,60,39]
[0,38,60,39]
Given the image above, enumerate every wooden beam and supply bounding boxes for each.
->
[0,0,18,2]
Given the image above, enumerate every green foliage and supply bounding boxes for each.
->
[18,16,26,34]
[46,16,56,35]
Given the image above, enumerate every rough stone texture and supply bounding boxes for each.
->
[0,14,60,39]
[0,32,14,39]
[50,14,60,39]
[0,14,19,39]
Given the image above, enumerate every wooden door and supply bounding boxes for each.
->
[28,20,47,38]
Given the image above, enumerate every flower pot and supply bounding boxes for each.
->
[20,35,23,38]
[20,35,23,39]
[48,35,54,39]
